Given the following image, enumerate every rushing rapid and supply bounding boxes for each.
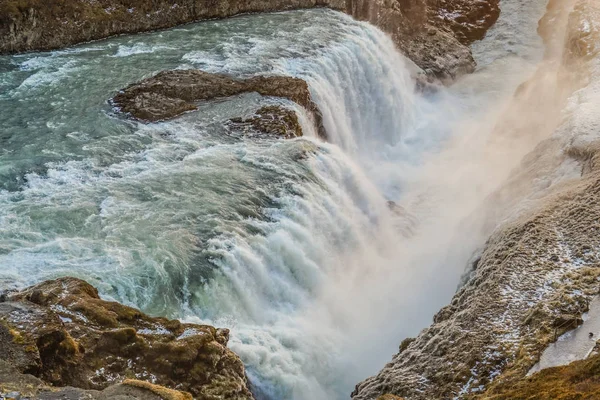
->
[0,3,549,399]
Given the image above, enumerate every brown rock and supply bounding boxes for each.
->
[0,277,254,400]
[0,1,347,54]
[112,69,326,138]
[344,0,499,81]
[229,106,304,138]
[427,0,501,45]
[0,359,195,399]
[483,351,600,399]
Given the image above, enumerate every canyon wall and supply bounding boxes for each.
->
[0,0,498,80]
[352,0,600,398]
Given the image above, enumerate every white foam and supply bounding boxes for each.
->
[113,43,173,57]
[15,60,80,90]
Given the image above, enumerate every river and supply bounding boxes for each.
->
[0,2,549,399]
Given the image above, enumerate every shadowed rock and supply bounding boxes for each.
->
[0,361,194,400]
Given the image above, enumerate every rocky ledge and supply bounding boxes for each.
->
[112,69,324,138]
[0,0,498,81]
[0,277,254,400]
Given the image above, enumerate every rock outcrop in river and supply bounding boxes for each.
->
[352,0,600,398]
[0,277,254,400]
[229,106,304,139]
[112,69,324,138]
[0,0,498,80]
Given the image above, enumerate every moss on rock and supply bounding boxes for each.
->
[0,277,254,400]
[481,352,600,399]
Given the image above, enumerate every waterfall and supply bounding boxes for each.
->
[0,7,540,400]
[0,10,461,400]
[182,16,460,400]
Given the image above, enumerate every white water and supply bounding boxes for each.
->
[0,3,550,399]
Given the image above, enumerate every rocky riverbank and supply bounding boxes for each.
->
[0,0,498,81]
[352,0,600,399]
[0,278,254,400]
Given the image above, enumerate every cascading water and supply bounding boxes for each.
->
[0,3,549,399]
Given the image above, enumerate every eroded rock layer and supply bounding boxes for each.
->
[0,277,254,400]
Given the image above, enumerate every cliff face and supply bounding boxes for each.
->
[0,0,344,53]
[344,0,499,80]
[352,1,600,399]
[426,0,501,45]
[0,277,254,400]
[0,0,498,80]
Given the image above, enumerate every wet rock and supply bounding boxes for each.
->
[426,0,501,45]
[344,0,500,81]
[0,1,345,54]
[112,69,326,138]
[388,200,419,237]
[229,106,304,138]
[0,277,254,400]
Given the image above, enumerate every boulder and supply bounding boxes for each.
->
[0,277,254,400]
